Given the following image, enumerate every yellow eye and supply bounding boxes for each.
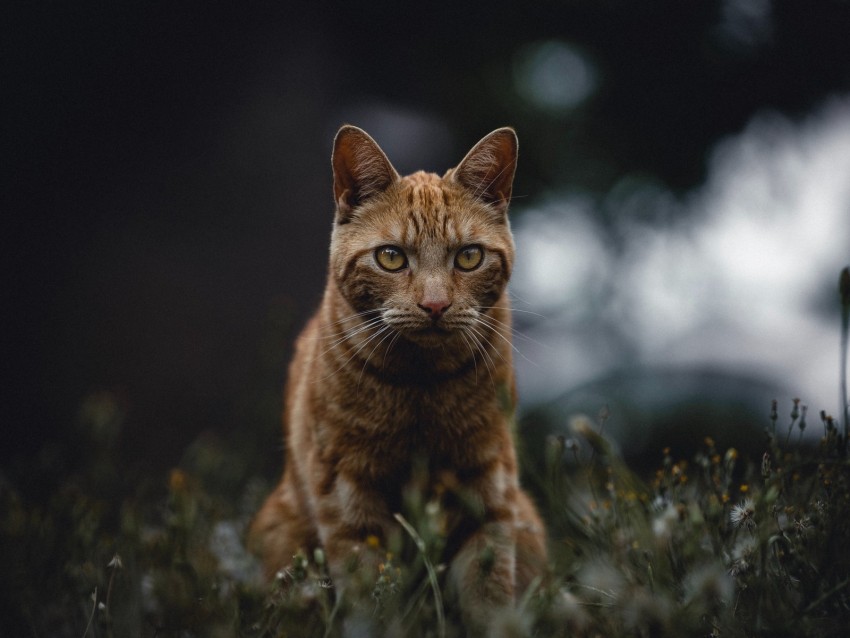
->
[375,246,407,272]
[455,245,483,271]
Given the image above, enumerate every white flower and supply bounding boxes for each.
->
[729,499,756,532]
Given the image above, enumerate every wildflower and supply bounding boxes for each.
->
[365,534,381,549]
[729,558,749,577]
[793,516,812,536]
[570,414,609,454]
[730,498,756,532]
[652,504,680,542]
[107,554,123,569]
[684,564,734,609]
[728,537,757,576]
[168,468,188,493]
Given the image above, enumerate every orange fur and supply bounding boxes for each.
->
[250,125,547,634]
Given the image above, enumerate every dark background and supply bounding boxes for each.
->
[5,1,850,485]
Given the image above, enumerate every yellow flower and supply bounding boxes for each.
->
[366,534,381,549]
[169,468,188,493]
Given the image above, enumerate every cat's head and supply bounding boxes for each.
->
[328,125,517,348]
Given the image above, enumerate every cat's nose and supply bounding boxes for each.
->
[418,300,451,319]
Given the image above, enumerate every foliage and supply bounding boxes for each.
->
[2,269,848,637]
[2,398,848,638]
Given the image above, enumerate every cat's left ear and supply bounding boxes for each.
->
[332,125,400,223]
[452,127,518,217]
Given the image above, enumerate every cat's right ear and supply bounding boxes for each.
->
[332,125,399,223]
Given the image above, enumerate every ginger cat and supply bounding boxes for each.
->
[250,125,547,634]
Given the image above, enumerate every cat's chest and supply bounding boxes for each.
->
[360,373,497,421]
[335,378,509,468]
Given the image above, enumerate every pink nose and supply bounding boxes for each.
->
[418,300,451,319]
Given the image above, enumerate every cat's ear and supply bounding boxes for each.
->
[332,125,399,222]
[452,127,518,216]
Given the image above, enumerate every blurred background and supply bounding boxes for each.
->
[4,0,850,487]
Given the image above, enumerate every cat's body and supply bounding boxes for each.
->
[250,126,547,633]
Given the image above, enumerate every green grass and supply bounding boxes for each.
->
[4,401,848,637]
[3,267,848,637]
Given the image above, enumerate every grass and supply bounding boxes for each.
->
[2,267,848,637]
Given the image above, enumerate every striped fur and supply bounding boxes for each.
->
[250,126,547,634]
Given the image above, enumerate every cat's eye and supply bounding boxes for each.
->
[455,245,483,271]
[375,246,408,272]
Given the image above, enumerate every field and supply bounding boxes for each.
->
[2,269,847,637]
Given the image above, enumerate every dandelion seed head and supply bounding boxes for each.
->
[730,498,756,532]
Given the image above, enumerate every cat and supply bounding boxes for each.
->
[249,124,547,634]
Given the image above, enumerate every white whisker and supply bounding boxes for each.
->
[319,324,391,383]
[357,326,398,390]
[475,315,539,367]
[466,324,507,366]
[463,327,496,390]
[458,330,479,384]
[381,330,402,369]
[477,313,547,350]
[477,306,547,319]
[310,316,387,362]
[313,310,384,339]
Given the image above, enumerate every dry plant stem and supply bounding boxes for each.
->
[82,587,96,638]
[801,576,850,614]
[516,575,543,613]
[839,266,849,444]
[322,596,344,638]
[394,513,446,638]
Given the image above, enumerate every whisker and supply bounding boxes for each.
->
[477,306,547,319]
[320,316,386,345]
[458,330,479,384]
[507,290,536,307]
[323,308,383,328]
[310,317,387,362]
[357,326,398,390]
[475,316,539,367]
[313,311,385,339]
[477,313,548,349]
[466,324,508,366]
[381,330,403,369]
[319,324,391,383]
[463,327,496,390]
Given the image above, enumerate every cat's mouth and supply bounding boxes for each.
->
[411,324,451,336]
[402,323,455,346]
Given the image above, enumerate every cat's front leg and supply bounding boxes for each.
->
[446,518,518,635]
[249,471,320,581]
[316,473,393,595]
[315,473,397,637]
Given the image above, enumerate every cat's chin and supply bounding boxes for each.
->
[401,326,456,348]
